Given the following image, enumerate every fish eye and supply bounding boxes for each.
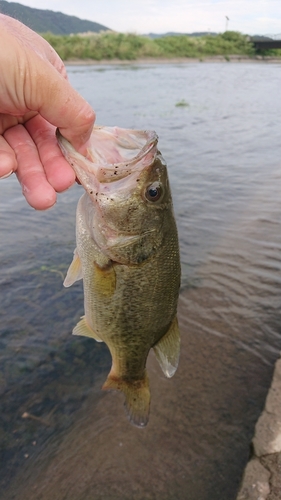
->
[145,182,162,202]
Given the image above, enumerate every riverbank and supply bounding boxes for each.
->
[44,30,281,63]
[44,31,256,61]
[63,55,281,65]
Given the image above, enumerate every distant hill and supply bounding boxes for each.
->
[0,0,111,34]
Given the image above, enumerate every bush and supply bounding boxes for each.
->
[42,31,274,61]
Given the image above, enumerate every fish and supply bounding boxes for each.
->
[56,126,181,428]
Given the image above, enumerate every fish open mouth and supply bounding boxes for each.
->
[56,126,159,187]
[86,126,158,168]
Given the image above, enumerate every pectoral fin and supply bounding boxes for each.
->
[73,316,102,342]
[153,316,180,378]
[64,249,83,287]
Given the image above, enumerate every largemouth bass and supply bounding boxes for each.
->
[56,126,181,427]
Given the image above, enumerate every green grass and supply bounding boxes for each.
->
[42,31,279,61]
[43,32,162,60]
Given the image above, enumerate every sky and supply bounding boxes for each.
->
[14,0,281,35]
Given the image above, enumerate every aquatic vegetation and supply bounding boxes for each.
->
[42,31,262,61]
[175,99,189,107]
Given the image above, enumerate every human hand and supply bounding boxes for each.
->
[0,14,95,209]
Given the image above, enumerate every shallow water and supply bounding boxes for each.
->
[1,61,281,499]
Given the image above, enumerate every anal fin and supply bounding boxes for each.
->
[153,315,180,378]
[73,316,102,342]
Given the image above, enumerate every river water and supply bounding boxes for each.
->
[1,61,281,499]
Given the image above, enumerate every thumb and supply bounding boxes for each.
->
[26,57,95,149]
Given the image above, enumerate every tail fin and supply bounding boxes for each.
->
[102,373,150,428]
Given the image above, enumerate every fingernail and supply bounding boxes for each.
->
[0,170,13,179]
